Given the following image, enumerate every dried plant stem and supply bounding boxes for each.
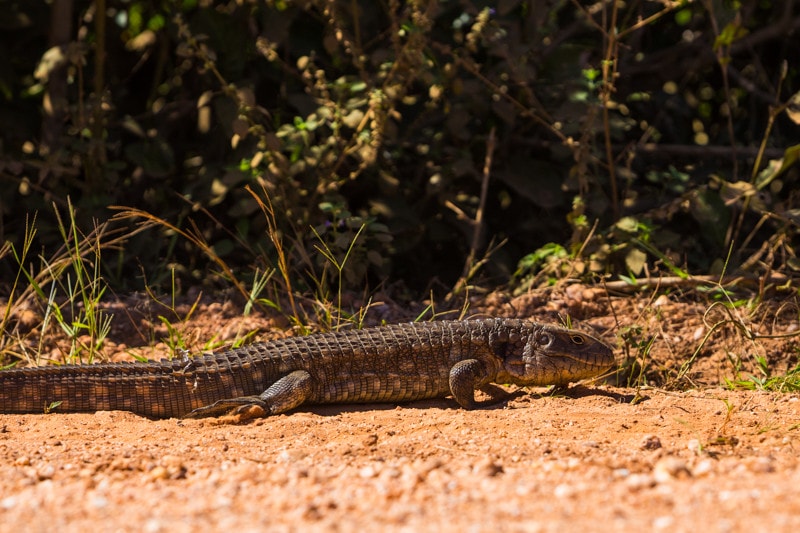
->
[452,127,496,295]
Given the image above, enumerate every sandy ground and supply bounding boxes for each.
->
[1,387,799,532]
[2,286,800,531]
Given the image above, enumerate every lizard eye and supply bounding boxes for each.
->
[570,334,585,345]
[538,332,553,346]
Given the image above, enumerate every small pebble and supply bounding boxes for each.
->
[359,465,378,478]
[693,459,714,477]
[653,515,674,529]
[36,464,56,480]
[473,459,503,477]
[641,435,662,450]
[553,483,576,498]
[653,457,691,483]
[625,473,655,490]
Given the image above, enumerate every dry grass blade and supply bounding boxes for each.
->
[243,185,300,324]
[1,202,145,365]
[109,207,250,304]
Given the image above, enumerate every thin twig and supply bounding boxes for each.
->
[509,137,785,160]
[600,272,792,293]
[468,126,495,273]
[624,143,784,160]
[600,0,620,221]
[453,127,496,293]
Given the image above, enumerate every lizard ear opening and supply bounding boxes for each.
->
[569,334,585,345]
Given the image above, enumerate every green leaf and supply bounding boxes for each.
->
[342,109,364,129]
[625,248,647,275]
[714,21,748,50]
[786,91,800,125]
[615,216,639,233]
[689,189,730,247]
[718,180,756,206]
[754,144,800,190]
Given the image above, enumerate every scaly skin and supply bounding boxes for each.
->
[0,319,614,419]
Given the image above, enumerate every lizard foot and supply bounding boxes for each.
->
[470,384,523,408]
[184,396,269,419]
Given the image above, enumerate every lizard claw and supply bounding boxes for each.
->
[232,403,267,420]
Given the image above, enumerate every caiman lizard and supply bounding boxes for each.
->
[0,318,614,419]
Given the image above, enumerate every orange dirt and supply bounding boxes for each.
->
[1,287,800,531]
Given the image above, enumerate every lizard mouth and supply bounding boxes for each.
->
[551,350,615,368]
[510,347,615,373]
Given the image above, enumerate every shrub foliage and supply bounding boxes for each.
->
[1,0,799,294]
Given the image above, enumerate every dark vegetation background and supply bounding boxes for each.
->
[1,0,799,299]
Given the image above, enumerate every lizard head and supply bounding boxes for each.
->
[497,322,615,387]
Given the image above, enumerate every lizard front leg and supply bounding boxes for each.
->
[448,359,492,409]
